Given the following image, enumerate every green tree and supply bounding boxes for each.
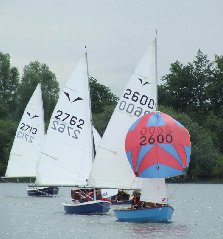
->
[92,104,116,136]
[159,105,221,178]
[90,77,118,115]
[17,61,59,126]
[0,52,20,119]
[0,119,17,176]
[212,154,223,178]
[207,55,223,116]
[159,50,212,113]
[203,113,223,154]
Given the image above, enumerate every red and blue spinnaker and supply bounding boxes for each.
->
[125,112,191,178]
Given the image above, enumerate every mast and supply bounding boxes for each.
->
[155,29,158,111]
[85,47,95,192]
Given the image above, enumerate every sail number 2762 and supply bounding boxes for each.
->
[51,110,85,139]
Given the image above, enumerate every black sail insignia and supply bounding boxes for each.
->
[27,112,39,119]
[138,77,150,86]
[64,91,83,103]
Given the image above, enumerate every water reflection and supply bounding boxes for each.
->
[127,222,189,239]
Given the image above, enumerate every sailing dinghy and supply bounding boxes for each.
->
[35,49,111,214]
[88,35,186,221]
[114,111,191,222]
[88,38,159,191]
[4,84,58,196]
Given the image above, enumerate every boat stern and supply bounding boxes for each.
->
[114,205,174,223]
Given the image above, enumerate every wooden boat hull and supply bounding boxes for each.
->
[27,186,59,197]
[63,200,111,215]
[114,205,174,222]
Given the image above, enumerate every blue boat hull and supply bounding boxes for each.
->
[114,205,174,222]
[112,200,131,205]
[63,200,111,215]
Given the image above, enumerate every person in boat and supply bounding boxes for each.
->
[96,189,102,200]
[143,202,165,208]
[84,189,94,201]
[111,190,130,203]
[111,195,118,203]
[131,192,142,209]
[71,189,81,202]
[78,189,89,202]
[146,202,156,208]
[117,190,130,201]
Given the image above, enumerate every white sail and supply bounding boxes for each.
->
[5,84,45,178]
[35,53,93,186]
[140,178,167,204]
[92,127,101,151]
[89,39,157,189]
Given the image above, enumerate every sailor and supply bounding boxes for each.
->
[131,192,141,209]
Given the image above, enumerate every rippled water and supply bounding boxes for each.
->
[1,183,223,239]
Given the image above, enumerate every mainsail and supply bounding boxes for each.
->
[35,52,94,186]
[5,84,45,178]
[89,39,158,189]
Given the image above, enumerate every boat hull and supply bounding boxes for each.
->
[63,200,111,215]
[112,200,131,205]
[114,205,174,222]
[27,186,59,197]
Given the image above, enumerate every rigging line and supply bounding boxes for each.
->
[98,146,117,155]
[128,176,140,191]
[168,174,187,201]
[168,183,182,201]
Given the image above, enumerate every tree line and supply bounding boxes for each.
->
[159,50,223,179]
[0,52,117,176]
[0,50,222,180]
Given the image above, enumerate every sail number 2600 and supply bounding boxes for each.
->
[123,89,154,109]
[119,89,155,117]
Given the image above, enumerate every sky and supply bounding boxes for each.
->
[0,0,223,96]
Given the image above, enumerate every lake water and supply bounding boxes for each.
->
[0,183,223,239]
